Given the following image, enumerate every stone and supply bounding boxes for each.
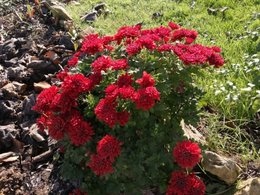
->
[235,178,260,195]
[202,151,242,185]
[1,82,19,99]
[12,81,27,94]
[59,35,74,50]
[34,81,51,92]
[22,94,37,122]
[6,64,31,82]
[81,11,98,22]
[27,60,59,74]
[0,101,16,123]
[0,124,17,149]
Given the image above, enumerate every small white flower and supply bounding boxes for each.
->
[248,83,255,87]
[215,90,221,95]
[233,95,239,101]
[241,87,252,92]
[225,94,231,101]
[253,58,259,63]
[220,86,226,91]
[227,81,233,86]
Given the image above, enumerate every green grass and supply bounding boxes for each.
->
[65,0,260,160]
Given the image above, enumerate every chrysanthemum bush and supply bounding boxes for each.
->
[33,21,224,194]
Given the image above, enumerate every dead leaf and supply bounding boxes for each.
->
[0,151,19,163]
[180,119,206,145]
[2,156,19,163]
[44,51,60,64]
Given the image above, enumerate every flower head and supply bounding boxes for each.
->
[166,171,191,195]
[173,140,202,169]
[97,135,122,160]
[136,71,155,88]
[88,154,114,176]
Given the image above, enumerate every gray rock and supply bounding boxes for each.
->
[59,35,74,50]
[1,82,22,99]
[0,100,16,123]
[235,178,260,195]
[0,124,17,150]
[12,81,27,94]
[1,38,17,60]
[81,11,98,22]
[27,60,59,74]
[202,151,242,185]
[4,57,18,67]
[7,64,31,82]
[21,94,37,122]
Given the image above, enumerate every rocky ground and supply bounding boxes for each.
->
[0,0,77,194]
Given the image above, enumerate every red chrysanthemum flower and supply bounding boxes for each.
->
[136,71,155,88]
[134,86,160,110]
[168,21,180,30]
[211,46,222,53]
[51,93,77,113]
[166,171,191,195]
[116,110,131,126]
[172,29,198,44]
[91,55,112,73]
[117,73,133,87]
[56,70,69,81]
[46,114,67,140]
[157,44,174,52]
[94,98,118,128]
[67,56,78,67]
[36,114,48,131]
[118,86,135,100]
[114,25,141,44]
[97,135,122,160]
[32,86,59,113]
[136,35,157,50]
[102,35,114,45]
[152,26,171,42]
[173,140,202,169]
[126,42,142,56]
[68,111,94,146]
[61,74,91,99]
[89,72,102,90]
[88,154,114,176]
[208,52,225,67]
[105,84,119,101]
[186,174,206,195]
[111,59,129,70]
[81,34,104,55]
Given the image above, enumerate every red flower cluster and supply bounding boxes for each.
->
[91,56,129,73]
[33,73,95,145]
[67,56,79,67]
[97,135,122,160]
[32,86,59,113]
[95,71,159,127]
[166,171,205,195]
[173,140,202,169]
[134,71,160,110]
[81,34,104,55]
[88,135,122,176]
[172,44,224,67]
[166,141,205,194]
